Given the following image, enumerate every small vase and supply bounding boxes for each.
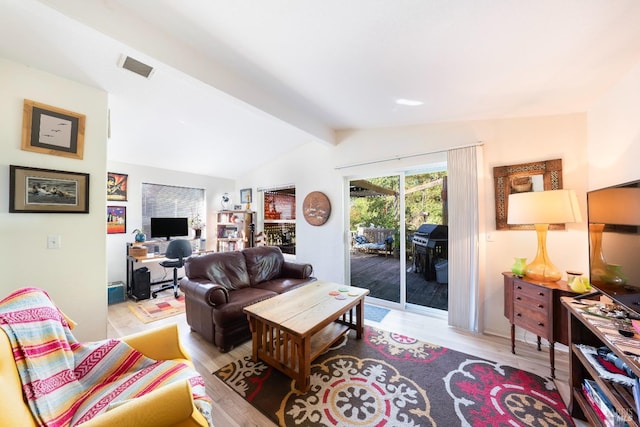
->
[511,257,527,277]
[194,229,202,239]
[567,271,589,293]
[134,232,146,242]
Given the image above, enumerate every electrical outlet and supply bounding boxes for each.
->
[47,235,61,249]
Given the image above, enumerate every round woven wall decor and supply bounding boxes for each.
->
[302,191,331,226]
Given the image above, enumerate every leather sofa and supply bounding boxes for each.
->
[179,246,314,352]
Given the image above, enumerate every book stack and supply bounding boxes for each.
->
[582,379,630,426]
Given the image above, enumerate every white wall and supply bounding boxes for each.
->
[587,60,640,190]
[106,160,235,284]
[242,113,589,338]
[0,58,108,341]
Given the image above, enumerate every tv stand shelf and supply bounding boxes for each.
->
[563,297,640,426]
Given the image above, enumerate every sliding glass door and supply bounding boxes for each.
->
[405,171,448,311]
[348,166,448,312]
[349,175,401,304]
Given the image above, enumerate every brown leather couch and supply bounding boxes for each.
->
[179,246,315,352]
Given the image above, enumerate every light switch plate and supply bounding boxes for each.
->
[47,235,61,249]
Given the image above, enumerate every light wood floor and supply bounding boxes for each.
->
[108,299,587,427]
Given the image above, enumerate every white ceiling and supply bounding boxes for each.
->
[2,0,640,178]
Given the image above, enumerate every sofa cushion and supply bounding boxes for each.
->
[254,277,315,294]
[243,246,284,286]
[211,287,276,327]
[186,252,250,290]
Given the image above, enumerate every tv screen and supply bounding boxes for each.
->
[150,217,189,241]
[587,180,640,314]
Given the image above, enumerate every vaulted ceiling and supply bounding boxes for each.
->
[2,1,640,178]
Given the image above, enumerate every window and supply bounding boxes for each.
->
[141,183,205,237]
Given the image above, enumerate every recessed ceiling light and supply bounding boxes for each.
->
[395,98,424,106]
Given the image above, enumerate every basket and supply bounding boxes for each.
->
[129,246,148,257]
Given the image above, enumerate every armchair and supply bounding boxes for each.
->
[0,287,212,427]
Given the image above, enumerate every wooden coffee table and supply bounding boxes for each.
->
[243,280,369,391]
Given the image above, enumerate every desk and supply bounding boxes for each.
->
[503,272,577,378]
[126,242,210,299]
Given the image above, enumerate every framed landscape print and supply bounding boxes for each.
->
[21,99,85,160]
[9,165,90,213]
[107,172,128,201]
[107,206,126,234]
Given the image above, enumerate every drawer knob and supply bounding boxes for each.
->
[538,304,543,308]
[516,286,522,290]
[538,322,544,326]
[516,313,522,317]
[516,297,522,301]
[538,292,544,296]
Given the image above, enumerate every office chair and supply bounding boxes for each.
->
[152,239,193,298]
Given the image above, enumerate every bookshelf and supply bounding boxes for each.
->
[563,297,640,426]
[213,210,255,252]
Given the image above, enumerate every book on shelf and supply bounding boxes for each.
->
[582,382,610,425]
[583,379,630,427]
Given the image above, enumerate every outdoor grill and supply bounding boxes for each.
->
[411,224,448,281]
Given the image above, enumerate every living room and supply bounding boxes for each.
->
[2,2,640,424]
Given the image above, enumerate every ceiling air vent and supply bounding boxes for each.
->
[119,55,154,78]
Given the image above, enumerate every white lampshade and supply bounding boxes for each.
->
[508,189,582,225]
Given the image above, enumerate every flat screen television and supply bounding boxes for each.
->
[150,217,189,241]
[587,180,640,314]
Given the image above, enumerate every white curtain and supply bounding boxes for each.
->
[447,145,482,331]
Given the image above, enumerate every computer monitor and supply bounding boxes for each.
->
[150,217,189,241]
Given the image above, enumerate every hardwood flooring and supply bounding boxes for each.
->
[108,298,586,427]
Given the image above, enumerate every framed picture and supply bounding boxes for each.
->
[107,172,128,201]
[240,188,252,204]
[21,99,85,160]
[9,165,90,213]
[107,206,126,234]
[493,158,563,230]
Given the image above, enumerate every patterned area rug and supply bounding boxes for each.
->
[214,326,574,426]
[128,294,185,324]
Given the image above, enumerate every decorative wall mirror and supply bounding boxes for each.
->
[493,158,563,230]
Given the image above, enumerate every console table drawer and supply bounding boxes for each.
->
[513,281,550,303]
[513,303,549,337]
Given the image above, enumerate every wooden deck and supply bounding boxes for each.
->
[350,252,448,310]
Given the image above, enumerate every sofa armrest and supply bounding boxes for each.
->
[281,261,313,279]
[181,279,229,306]
[120,323,191,364]
[82,380,207,427]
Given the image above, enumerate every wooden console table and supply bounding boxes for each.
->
[503,272,577,378]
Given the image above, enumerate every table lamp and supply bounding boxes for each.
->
[507,189,581,282]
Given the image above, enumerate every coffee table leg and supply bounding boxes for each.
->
[297,336,311,391]
[356,298,364,339]
[249,317,259,362]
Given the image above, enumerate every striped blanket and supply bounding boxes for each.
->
[0,287,213,426]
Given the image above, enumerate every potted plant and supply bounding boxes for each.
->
[190,213,206,239]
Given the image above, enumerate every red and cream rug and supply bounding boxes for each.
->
[214,326,574,426]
